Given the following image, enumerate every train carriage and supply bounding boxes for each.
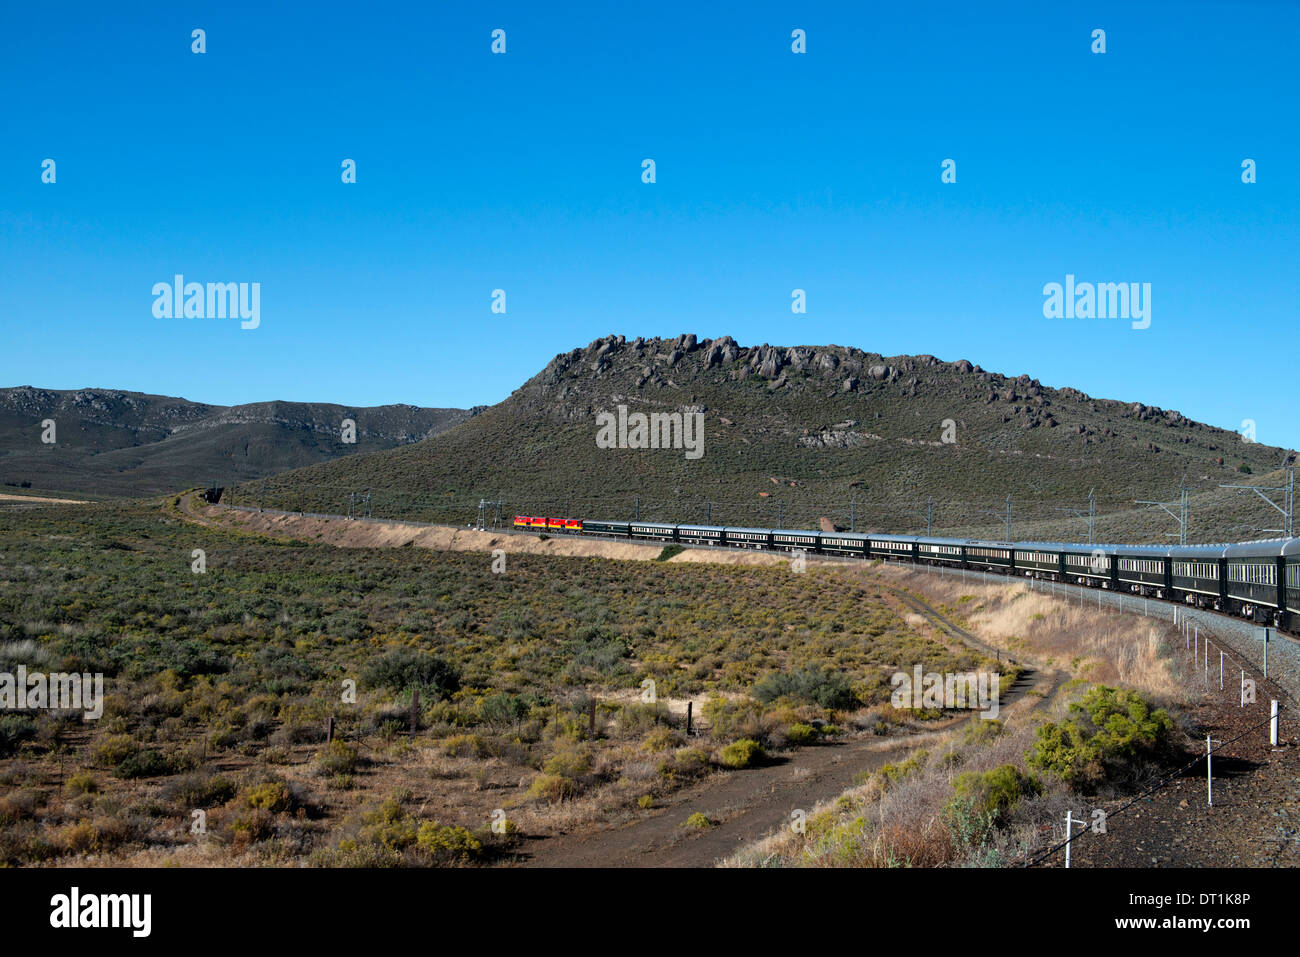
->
[677,524,725,546]
[1115,545,1171,595]
[820,531,869,557]
[963,541,1014,570]
[629,522,678,542]
[868,534,918,561]
[916,537,965,564]
[1168,544,1227,606]
[1284,541,1300,626]
[1014,543,1065,578]
[724,527,773,549]
[582,519,631,537]
[1224,540,1287,621]
[772,529,820,552]
[1062,546,1117,585]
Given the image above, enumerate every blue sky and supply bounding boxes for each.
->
[3,1,1297,449]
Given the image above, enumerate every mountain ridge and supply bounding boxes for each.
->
[239,334,1295,543]
[0,386,473,497]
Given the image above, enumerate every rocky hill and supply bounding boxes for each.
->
[239,335,1295,543]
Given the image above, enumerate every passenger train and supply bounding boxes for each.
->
[513,515,1300,631]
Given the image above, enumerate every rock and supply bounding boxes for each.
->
[842,377,857,392]
[954,359,974,374]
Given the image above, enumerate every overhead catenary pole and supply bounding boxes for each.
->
[1219,462,1294,537]
[1135,484,1189,546]
[1054,488,1096,544]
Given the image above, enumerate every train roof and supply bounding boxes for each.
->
[676,524,725,532]
[1224,538,1300,559]
[1167,544,1230,559]
[722,526,776,535]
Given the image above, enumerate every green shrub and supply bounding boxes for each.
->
[1026,686,1175,788]
[655,545,684,561]
[0,715,37,758]
[754,664,855,710]
[242,781,293,813]
[113,749,170,779]
[315,740,361,775]
[415,822,483,864]
[362,648,460,700]
[64,772,98,796]
[719,738,765,769]
[786,722,818,746]
[951,764,1040,823]
[92,734,137,768]
[658,746,710,781]
[165,773,237,808]
[683,812,713,829]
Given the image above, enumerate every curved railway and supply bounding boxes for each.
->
[513,515,1300,633]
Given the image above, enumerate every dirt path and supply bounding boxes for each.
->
[516,724,962,868]
[0,492,88,505]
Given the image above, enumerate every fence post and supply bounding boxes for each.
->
[1263,628,1269,679]
[1219,650,1224,690]
[1271,700,1279,746]
[327,716,335,744]
[1065,810,1075,869]
[1241,670,1246,708]
[1206,736,1213,807]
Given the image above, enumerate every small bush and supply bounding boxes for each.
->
[64,772,98,796]
[785,723,818,746]
[719,738,765,769]
[1027,686,1176,789]
[315,740,361,775]
[754,664,855,710]
[113,749,170,779]
[242,781,293,813]
[0,715,37,757]
[683,812,713,829]
[951,764,1041,823]
[92,734,137,768]
[415,822,483,864]
[362,648,460,700]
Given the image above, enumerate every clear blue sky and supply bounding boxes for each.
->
[3,1,1297,449]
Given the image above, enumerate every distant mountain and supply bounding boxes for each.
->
[0,387,473,497]
[242,335,1295,544]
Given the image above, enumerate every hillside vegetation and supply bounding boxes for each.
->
[0,500,977,866]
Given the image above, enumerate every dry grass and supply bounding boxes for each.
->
[878,566,1190,707]
[727,566,1205,868]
